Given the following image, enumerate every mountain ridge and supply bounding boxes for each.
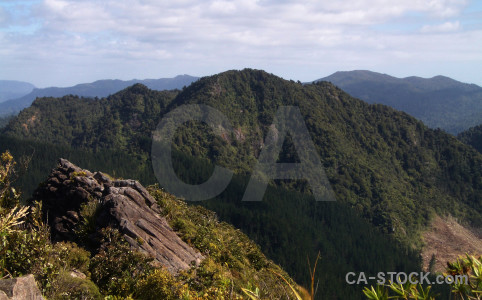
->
[0,75,198,117]
[317,70,482,134]
[0,80,35,103]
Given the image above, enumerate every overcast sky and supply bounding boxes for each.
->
[1,0,481,88]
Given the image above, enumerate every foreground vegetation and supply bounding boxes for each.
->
[0,151,305,299]
[363,254,482,300]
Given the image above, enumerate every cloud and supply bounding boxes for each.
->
[0,0,480,87]
[421,21,461,32]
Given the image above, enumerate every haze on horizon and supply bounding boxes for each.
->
[0,0,481,88]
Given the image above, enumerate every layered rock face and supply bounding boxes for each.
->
[33,159,204,274]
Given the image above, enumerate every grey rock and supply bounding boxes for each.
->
[34,159,204,274]
[0,275,44,300]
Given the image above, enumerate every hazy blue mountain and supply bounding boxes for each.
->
[0,75,198,116]
[317,70,482,134]
[0,80,35,103]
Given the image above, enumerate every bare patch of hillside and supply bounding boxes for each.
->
[422,215,482,272]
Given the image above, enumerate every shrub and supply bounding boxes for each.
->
[362,254,482,300]
[135,268,186,300]
[89,227,153,297]
[48,270,102,300]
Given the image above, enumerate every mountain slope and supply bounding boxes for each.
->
[458,124,482,154]
[0,80,35,103]
[0,134,423,300]
[4,69,481,239]
[2,86,178,152]
[0,75,198,116]
[317,70,482,134]
[4,69,481,298]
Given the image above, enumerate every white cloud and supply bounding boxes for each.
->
[420,21,460,32]
[0,0,480,87]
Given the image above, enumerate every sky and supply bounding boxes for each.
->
[0,0,481,88]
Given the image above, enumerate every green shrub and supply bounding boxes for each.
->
[54,241,91,275]
[76,200,101,245]
[89,227,153,297]
[135,268,186,300]
[48,270,102,300]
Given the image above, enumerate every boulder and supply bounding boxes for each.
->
[0,275,44,300]
[34,159,204,274]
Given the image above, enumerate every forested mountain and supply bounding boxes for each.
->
[4,69,480,237]
[0,80,35,103]
[0,75,197,117]
[459,124,482,153]
[318,70,482,134]
[2,69,481,299]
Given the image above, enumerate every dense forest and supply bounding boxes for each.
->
[2,69,481,298]
[459,124,482,154]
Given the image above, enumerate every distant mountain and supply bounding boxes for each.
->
[459,124,482,154]
[0,80,35,103]
[0,75,198,116]
[317,70,482,134]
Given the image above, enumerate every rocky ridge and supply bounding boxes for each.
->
[34,159,204,274]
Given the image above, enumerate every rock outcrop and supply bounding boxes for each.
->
[33,159,204,274]
[0,275,44,300]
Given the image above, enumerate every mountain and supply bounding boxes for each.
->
[459,124,482,153]
[3,69,481,236]
[0,80,35,103]
[0,75,198,117]
[3,68,481,298]
[317,70,482,134]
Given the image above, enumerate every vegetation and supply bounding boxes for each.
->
[363,254,482,300]
[0,115,14,129]
[0,136,424,299]
[459,124,482,154]
[3,70,481,239]
[319,70,482,134]
[0,76,198,117]
[0,151,306,299]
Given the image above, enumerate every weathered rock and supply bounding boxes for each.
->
[0,275,44,300]
[34,159,204,274]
